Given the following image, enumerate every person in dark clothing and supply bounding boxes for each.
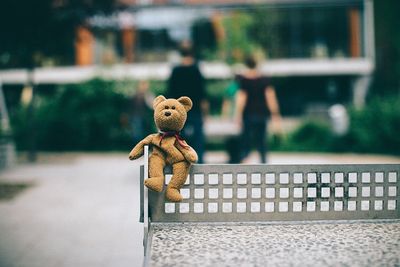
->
[235,56,282,163]
[166,43,208,163]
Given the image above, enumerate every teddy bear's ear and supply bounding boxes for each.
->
[177,96,193,112]
[153,95,166,109]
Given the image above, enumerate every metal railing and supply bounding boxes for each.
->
[140,147,399,224]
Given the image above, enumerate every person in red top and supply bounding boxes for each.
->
[235,56,282,163]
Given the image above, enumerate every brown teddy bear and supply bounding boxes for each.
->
[129,95,198,202]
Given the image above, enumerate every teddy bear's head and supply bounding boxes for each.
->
[153,95,193,132]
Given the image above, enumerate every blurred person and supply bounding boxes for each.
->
[129,80,154,144]
[222,72,241,163]
[166,42,208,163]
[235,56,282,163]
[221,79,239,118]
[221,64,244,118]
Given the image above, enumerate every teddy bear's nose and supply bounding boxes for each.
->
[164,111,171,117]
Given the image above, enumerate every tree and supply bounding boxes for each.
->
[249,7,283,59]
[370,0,400,96]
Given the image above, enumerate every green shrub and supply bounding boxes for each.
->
[345,96,400,155]
[12,78,398,155]
[269,120,334,152]
[12,79,133,151]
[289,121,334,151]
[10,78,234,151]
[269,96,400,155]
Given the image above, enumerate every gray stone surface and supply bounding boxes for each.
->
[149,221,400,267]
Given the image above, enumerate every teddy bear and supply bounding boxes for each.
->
[129,95,198,202]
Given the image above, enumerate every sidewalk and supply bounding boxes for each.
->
[0,151,399,267]
[0,154,143,267]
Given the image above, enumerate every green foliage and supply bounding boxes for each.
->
[149,80,167,96]
[10,78,233,151]
[289,121,334,151]
[219,12,261,63]
[270,96,400,155]
[371,0,400,96]
[249,8,283,59]
[206,80,231,115]
[10,78,400,155]
[345,96,400,155]
[269,120,334,152]
[12,79,133,151]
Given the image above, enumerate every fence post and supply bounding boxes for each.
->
[26,68,37,162]
[143,145,149,255]
[0,80,16,170]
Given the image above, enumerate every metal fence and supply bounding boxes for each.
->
[140,148,399,223]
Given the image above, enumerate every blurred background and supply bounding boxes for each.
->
[0,0,399,267]
[0,0,399,162]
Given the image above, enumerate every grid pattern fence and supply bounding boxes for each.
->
[145,164,400,222]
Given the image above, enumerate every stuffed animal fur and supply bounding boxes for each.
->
[129,95,198,202]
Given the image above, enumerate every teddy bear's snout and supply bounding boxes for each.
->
[164,111,171,117]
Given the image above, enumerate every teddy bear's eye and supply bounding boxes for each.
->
[171,106,175,110]
[164,106,169,109]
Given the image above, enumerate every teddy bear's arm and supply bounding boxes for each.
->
[128,134,156,160]
[176,145,198,164]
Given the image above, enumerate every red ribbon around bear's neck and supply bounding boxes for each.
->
[159,131,189,148]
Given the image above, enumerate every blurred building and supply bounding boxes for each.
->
[0,0,375,115]
[74,0,376,114]
[80,0,372,64]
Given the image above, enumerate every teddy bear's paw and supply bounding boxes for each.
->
[165,187,183,202]
[128,149,143,160]
[187,153,198,163]
[144,177,164,192]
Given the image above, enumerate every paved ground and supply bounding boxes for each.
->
[0,151,399,267]
[0,154,143,267]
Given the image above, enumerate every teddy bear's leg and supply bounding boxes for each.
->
[145,154,166,192]
[165,161,190,202]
